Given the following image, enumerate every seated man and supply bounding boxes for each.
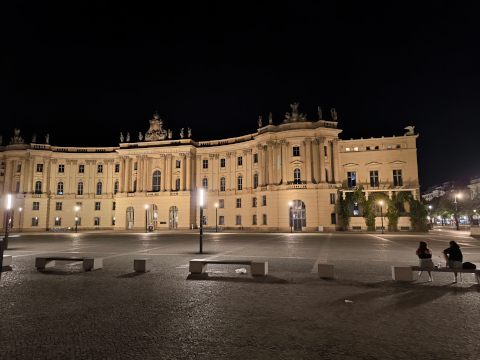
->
[443,241,463,282]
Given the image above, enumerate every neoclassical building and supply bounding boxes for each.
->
[0,105,420,232]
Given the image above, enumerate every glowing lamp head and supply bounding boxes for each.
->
[199,189,204,207]
[289,202,293,207]
[75,206,79,211]
[19,207,22,212]
[215,203,218,208]
[457,194,461,199]
[379,201,383,205]
[428,205,432,209]
[6,194,12,210]
[145,205,148,210]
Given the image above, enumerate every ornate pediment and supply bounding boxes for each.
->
[144,112,167,141]
[343,163,359,168]
[365,162,382,167]
[389,160,406,166]
[290,160,304,165]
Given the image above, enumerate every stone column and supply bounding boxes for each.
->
[267,142,274,185]
[19,157,27,193]
[226,152,233,190]
[243,149,251,189]
[143,156,149,192]
[186,154,192,190]
[195,155,202,191]
[332,139,340,183]
[106,159,113,194]
[319,137,326,183]
[136,156,143,192]
[123,157,130,192]
[280,140,288,184]
[180,153,186,191]
[166,154,172,191]
[4,159,14,193]
[256,144,264,187]
[28,156,35,193]
[161,155,166,192]
[209,154,216,191]
[304,138,312,183]
[312,139,319,183]
[44,157,52,195]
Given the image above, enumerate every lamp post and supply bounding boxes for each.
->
[215,203,218,233]
[454,194,461,231]
[75,206,79,233]
[379,200,384,234]
[19,207,22,232]
[145,205,148,233]
[289,202,293,233]
[428,205,432,224]
[199,189,204,254]
[4,194,12,250]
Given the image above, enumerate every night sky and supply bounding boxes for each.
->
[2,1,479,190]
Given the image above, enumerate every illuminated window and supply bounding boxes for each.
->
[57,182,63,195]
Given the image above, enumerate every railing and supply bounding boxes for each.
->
[287,184,307,189]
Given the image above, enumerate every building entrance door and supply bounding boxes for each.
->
[290,200,306,231]
[169,206,178,229]
[126,207,134,230]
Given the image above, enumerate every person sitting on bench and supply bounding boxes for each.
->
[443,241,463,282]
[416,241,434,281]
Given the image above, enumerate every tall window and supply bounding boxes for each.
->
[96,182,103,195]
[220,158,226,168]
[33,202,39,210]
[220,177,226,192]
[114,181,119,194]
[331,213,336,225]
[95,202,101,210]
[57,182,64,195]
[325,169,329,183]
[134,162,137,170]
[79,164,84,173]
[55,217,62,226]
[36,164,43,172]
[77,182,83,195]
[35,181,42,194]
[324,146,327,156]
[112,217,116,226]
[370,170,379,187]
[176,160,181,168]
[58,164,64,173]
[202,178,208,190]
[175,178,180,191]
[219,199,225,208]
[219,216,225,225]
[152,170,161,191]
[32,217,38,226]
[236,215,242,225]
[98,165,103,173]
[236,198,242,208]
[115,164,120,172]
[133,180,137,192]
[347,172,356,188]
[203,159,208,169]
[253,153,258,163]
[330,193,336,204]
[253,173,258,189]
[294,168,301,184]
[262,195,267,206]
[94,217,100,226]
[263,214,267,225]
[15,182,20,193]
[17,164,21,172]
[293,146,300,156]
[253,197,257,207]
[237,175,243,190]
[393,170,403,186]
[253,215,257,225]
[238,156,243,166]
[113,202,116,210]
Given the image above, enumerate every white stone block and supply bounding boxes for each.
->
[251,261,268,276]
[35,258,55,269]
[318,226,324,232]
[134,258,152,272]
[3,255,12,267]
[318,263,335,279]
[392,266,413,282]
[83,258,102,270]
[189,259,207,274]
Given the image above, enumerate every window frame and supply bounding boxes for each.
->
[203,159,208,169]
[236,198,242,208]
[347,171,357,188]
[95,202,101,211]
[293,146,300,157]
[58,164,65,173]
[237,175,243,190]
[79,164,85,173]
[97,164,103,173]
[96,182,103,195]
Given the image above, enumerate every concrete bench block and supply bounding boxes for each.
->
[83,258,102,270]
[189,259,207,274]
[35,258,56,269]
[392,266,413,282]
[134,258,152,272]
[318,263,335,279]
[3,255,12,267]
[251,261,268,276]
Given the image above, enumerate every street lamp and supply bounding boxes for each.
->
[215,203,218,233]
[379,200,384,234]
[19,207,22,232]
[75,206,79,233]
[4,194,12,250]
[289,202,293,233]
[145,205,148,233]
[199,189,204,254]
[454,194,461,231]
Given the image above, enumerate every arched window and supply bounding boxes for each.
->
[114,181,119,194]
[253,173,258,189]
[294,168,301,184]
[15,182,20,193]
[78,182,84,195]
[237,175,243,190]
[133,180,137,192]
[152,170,161,191]
[220,177,226,192]
[175,178,180,191]
[57,182,64,195]
[35,181,42,194]
[202,178,208,191]
[96,182,102,195]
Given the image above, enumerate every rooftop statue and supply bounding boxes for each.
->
[45,134,50,144]
[269,112,273,125]
[318,106,323,120]
[258,116,262,127]
[168,129,172,139]
[330,108,338,121]
[120,132,124,143]
[32,133,36,143]
[10,128,24,144]
[290,102,300,122]
[188,127,192,139]
[180,128,184,139]
[126,132,130,142]
[144,112,167,141]
[138,132,143,141]
[404,126,415,136]
[284,112,291,123]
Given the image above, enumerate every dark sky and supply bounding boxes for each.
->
[2,1,480,190]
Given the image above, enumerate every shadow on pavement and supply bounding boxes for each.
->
[117,272,145,278]
[186,274,289,284]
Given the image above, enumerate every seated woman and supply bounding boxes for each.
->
[416,241,434,281]
[443,241,463,282]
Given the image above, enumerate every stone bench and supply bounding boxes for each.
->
[134,258,152,272]
[318,263,335,279]
[189,259,268,276]
[2,255,12,270]
[392,265,480,284]
[35,256,103,271]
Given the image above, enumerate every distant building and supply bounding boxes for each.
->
[0,105,420,232]
[468,177,480,200]
[421,183,449,202]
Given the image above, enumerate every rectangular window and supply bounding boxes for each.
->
[56,202,62,211]
[370,171,379,187]
[236,215,242,225]
[76,202,82,210]
[220,158,226,168]
[219,216,225,225]
[94,217,100,226]
[330,193,336,205]
[253,197,257,207]
[113,202,116,210]
[393,170,403,186]
[134,162,137,170]
[347,171,356,188]
[31,217,38,226]
[98,165,103,173]
[33,202,39,211]
[203,159,208,169]
[263,214,267,225]
[112,217,116,226]
[36,164,43,172]
[293,146,300,156]
[76,218,82,226]
[236,198,242,208]
[176,160,181,168]
[58,164,65,173]
[262,195,267,206]
[253,215,257,225]
[95,202,101,211]
[55,217,61,226]
[219,199,224,209]
[253,153,258,163]
[331,213,336,225]
[79,164,84,173]
[115,164,120,172]
[238,156,243,166]
[17,164,21,172]
[324,146,327,156]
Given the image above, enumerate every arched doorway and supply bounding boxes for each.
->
[146,204,158,230]
[289,200,306,231]
[126,207,134,230]
[169,206,178,229]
